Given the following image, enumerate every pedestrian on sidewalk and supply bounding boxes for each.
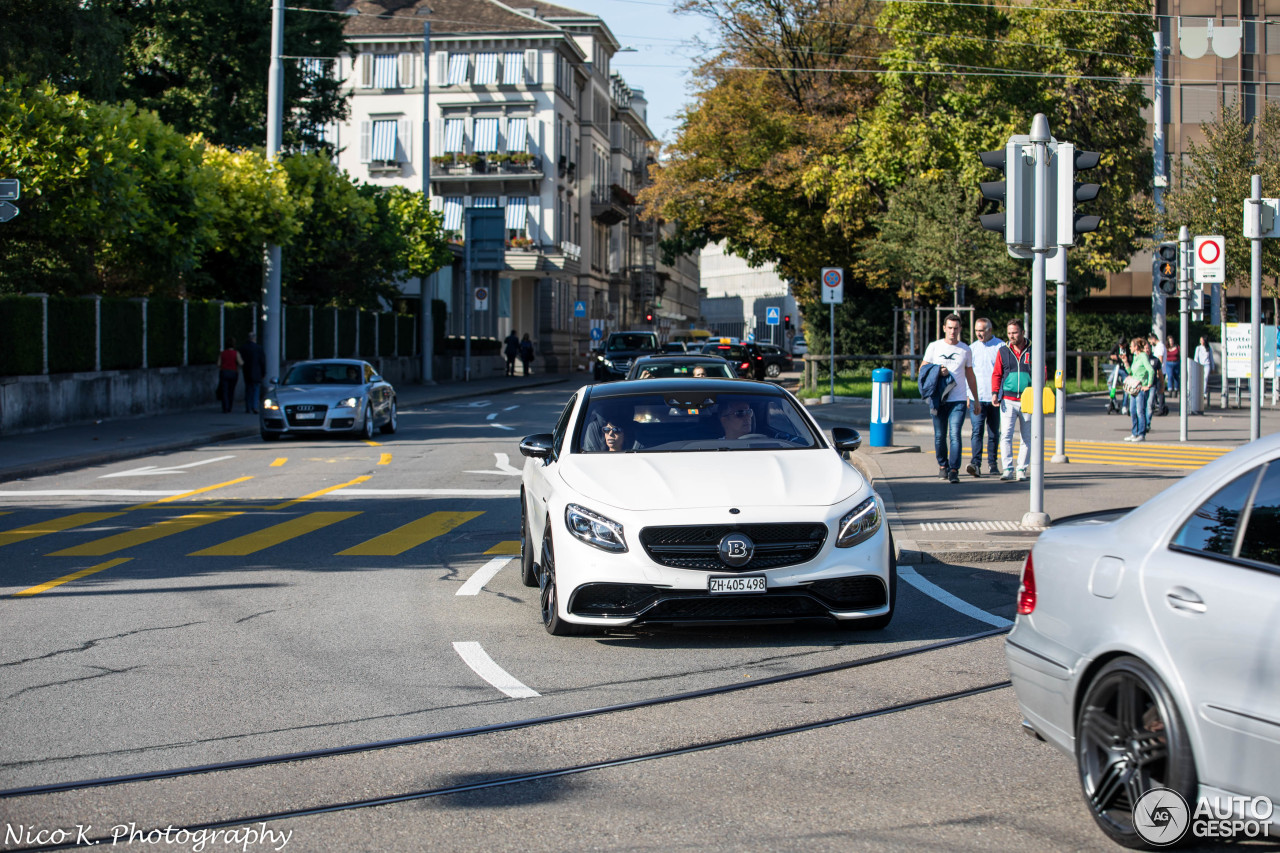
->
[1146,333,1166,421]
[1107,336,1130,415]
[519,333,535,376]
[239,332,266,414]
[1193,335,1214,410]
[218,338,242,414]
[966,317,1003,477]
[1126,336,1155,441]
[992,319,1035,481]
[504,329,520,376]
[1164,334,1180,395]
[920,313,978,484]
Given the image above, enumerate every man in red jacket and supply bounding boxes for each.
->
[991,319,1034,482]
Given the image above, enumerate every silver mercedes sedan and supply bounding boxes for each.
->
[1006,432,1280,848]
[259,359,397,441]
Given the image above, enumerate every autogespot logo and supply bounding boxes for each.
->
[717,533,754,568]
[1133,788,1190,846]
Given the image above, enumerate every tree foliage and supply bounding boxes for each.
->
[1160,103,1280,296]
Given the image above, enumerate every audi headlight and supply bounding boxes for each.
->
[335,396,361,409]
[261,398,279,411]
[603,358,615,368]
[836,496,881,548]
[565,504,627,552]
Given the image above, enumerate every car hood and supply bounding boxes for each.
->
[558,450,868,511]
[275,384,363,394]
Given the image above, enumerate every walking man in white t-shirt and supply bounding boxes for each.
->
[966,317,1003,478]
[922,314,979,484]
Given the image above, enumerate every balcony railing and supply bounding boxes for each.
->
[429,154,544,176]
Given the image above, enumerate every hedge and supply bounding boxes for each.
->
[99,298,143,371]
[0,296,42,375]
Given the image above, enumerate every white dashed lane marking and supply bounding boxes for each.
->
[453,641,540,699]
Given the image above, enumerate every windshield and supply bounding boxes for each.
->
[576,391,818,453]
[606,333,658,353]
[282,363,364,385]
[631,361,736,380]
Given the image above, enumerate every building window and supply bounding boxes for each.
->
[1268,17,1280,54]
[371,119,398,161]
[503,51,525,84]
[443,198,463,231]
[444,118,465,153]
[474,197,498,208]
[373,54,399,88]
[473,118,499,153]
[505,197,528,239]
[447,53,468,85]
[474,53,498,85]
[1181,84,1219,123]
[506,117,528,152]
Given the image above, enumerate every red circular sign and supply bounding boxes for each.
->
[475,287,488,300]
[1198,240,1221,265]
[822,269,842,287]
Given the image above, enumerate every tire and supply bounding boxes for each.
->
[840,530,896,631]
[766,363,781,378]
[519,493,538,587]
[379,399,397,435]
[539,523,592,636]
[1075,656,1197,849]
[359,408,374,441]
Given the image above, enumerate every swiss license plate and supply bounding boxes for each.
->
[295,412,321,420]
[708,575,766,594]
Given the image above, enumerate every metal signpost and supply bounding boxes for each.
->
[1243,180,1279,440]
[1194,235,1226,408]
[463,208,506,380]
[820,268,844,400]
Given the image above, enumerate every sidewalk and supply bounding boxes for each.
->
[806,389,1280,565]
[0,373,577,483]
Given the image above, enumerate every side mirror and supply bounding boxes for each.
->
[269,376,278,385]
[518,433,555,459]
[371,374,383,383]
[831,427,862,454]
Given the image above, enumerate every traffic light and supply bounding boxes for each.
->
[978,141,1031,252]
[1054,143,1101,245]
[784,314,791,329]
[1154,243,1178,296]
[644,310,654,324]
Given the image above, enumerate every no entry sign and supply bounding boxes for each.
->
[1193,235,1225,283]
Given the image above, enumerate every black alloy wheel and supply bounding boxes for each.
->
[519,493,538,587]
[840,530,896,631]
[1075,656,1197,849]
[380,399,397,435]
[539,522,591,636]
[766,363,781,378]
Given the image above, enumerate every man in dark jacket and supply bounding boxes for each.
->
[503,330,520,376]
[239,332,267,414]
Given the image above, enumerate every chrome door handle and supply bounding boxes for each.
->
[1166,587,1207,614]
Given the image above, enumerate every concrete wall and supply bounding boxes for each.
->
[0,356,424,436]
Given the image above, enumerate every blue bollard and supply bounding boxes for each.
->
[870,368,894,447]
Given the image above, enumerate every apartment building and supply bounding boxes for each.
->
[332,0,700,371]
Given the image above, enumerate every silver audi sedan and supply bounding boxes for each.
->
[259,359,396,441]
[1006,432,1280,848]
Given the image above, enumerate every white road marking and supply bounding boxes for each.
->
[503,405,519,411]
[452,641,539,699]
[488,423,514,431]
[920,521,1045,531]
[487,413,498,420]
[325,488,519,497]
[899,565,1013,628]
[464,453,523,477]
[0,490,185,497]
[99,455,236,478]
[457,557,513,596]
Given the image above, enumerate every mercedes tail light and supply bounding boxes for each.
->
[1017,552,1036,615]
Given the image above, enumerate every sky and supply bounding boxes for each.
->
[576,0,717,145]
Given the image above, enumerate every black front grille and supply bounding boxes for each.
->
[806,576,887,610]
[285,404,328,427]
[570,583,661,617]
[642,593,827,622]
[640,523,827,572]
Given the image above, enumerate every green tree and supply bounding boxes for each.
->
[1160,103,1280,298]
[0,0,127,102]
[106,0,349,151]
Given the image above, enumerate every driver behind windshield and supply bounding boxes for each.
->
[717,400,756,440]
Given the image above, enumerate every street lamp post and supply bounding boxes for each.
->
[263,0,285,383]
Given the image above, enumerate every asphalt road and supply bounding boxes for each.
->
[0,384,1267,852]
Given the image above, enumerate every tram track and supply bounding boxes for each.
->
[1,628,1013,851]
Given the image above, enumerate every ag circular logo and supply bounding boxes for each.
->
[717,533,754,567]
[1133,787,1190,846]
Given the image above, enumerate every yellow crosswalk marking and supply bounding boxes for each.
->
[12,558,131,597]
[337,511,483,556]
[190,511,360,556]
[485,541,521,555]
[378,453,392,465]
[1,512,124,548]
[270,458,287,467]
[48,512,242,557]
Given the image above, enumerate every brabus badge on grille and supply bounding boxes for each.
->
[717,533,754,567]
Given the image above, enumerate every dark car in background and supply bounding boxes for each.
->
[702,341,766,380]
[593,331,660,381]
[625,355,737,380]
[756,344,794,378]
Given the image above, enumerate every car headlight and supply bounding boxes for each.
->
[261,398,279,411]
[602,358,615,368]
[335,396,361,409]
[836,496,881,548]
[565,503,627,553]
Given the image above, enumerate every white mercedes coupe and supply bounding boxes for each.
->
[517,379,894,635]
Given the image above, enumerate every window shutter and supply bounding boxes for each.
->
[438,51,447,82]
[525,50,538,83]
[359,53,373,88]
[398,118,413,162]
[359,121,371,162]
[400,53,414,88]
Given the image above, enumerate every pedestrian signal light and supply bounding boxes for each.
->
[1055,144,1102,245]
[1155,244,1178,296]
